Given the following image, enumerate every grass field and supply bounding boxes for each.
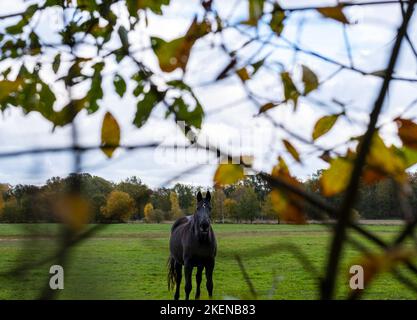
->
[0,223,415,300]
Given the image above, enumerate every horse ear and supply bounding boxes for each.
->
[197,191,203,202]
[205,190,211,202]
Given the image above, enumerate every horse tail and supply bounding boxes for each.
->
[167,255,176,291]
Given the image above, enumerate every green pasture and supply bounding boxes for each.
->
[0,223,415,300]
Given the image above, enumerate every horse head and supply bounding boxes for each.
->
[194,191,212,238]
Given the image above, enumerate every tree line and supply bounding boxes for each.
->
[0,171,416,224]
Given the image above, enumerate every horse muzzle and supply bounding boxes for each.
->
[200,221,210,234]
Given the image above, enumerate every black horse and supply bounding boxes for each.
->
[167,191,217,300]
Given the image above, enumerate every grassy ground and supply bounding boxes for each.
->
[0,223,415,300]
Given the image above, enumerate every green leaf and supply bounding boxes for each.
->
[113,74,126,98]
[6,19,27,35]
[269,4,285,35]
[131,71,147,97]
[86,62,104,114]
[126,0,170,16]
[397,146,417,168]
[0,79,22,104]
[38,82,56,118]
[52,53,61,74]
[5,4,38,35]
[101,111,121,158]
[317,5,349,24]
[370,69,387,77]
[312,114,339,141]
[302,65,319,95]
[244,0,265,26]
[77,0,98,11]
[29,32,41,55]
[251,58,265,75]
[133,86,163,128]
[118,26,129,51]
[281,72,299,110]
[151,18,210,72]
[168,97,204,129]
[50,98,88,127]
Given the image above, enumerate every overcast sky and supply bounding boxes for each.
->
[1,0,417,188]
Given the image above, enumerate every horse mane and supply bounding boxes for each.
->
[170,216,192,233]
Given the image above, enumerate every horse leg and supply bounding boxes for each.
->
[195,266,203,300]
[184,263,193,300]
[174,262,182,300]
[205,261,215,298]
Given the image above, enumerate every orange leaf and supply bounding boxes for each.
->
[53,194,92,232]
[270,157,306,224]
[317,5,349,24]
[396,118,417,150]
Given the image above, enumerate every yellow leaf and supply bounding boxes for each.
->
[397,146,417,168]
[101,111,121,158]
[270,157,306,224]
[53,194,92,232]
[270,189,306,224]
[312,114,339,141]
[236,67,250,81]
[396,118,417,150]
[272,156,289,176]
[353,247,415,287]
[321,157,353,196]
[0,78,22,102]
[317,5,349,24]
[365,134,407,183]
[283,139,301,163]
[213,164,244,186]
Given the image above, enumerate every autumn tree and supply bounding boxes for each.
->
[261,193,280,224]
[223,198,238,222]
[150,188,171,219]
[101,191,136,222]
[169,191,183,220]
[116,177,152,219]
[231,185,260,222]
[173,183,195,214]
[212,189,226,223]
[143,202,164,223]
[143,202,154,223]
[0,183,9,215]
